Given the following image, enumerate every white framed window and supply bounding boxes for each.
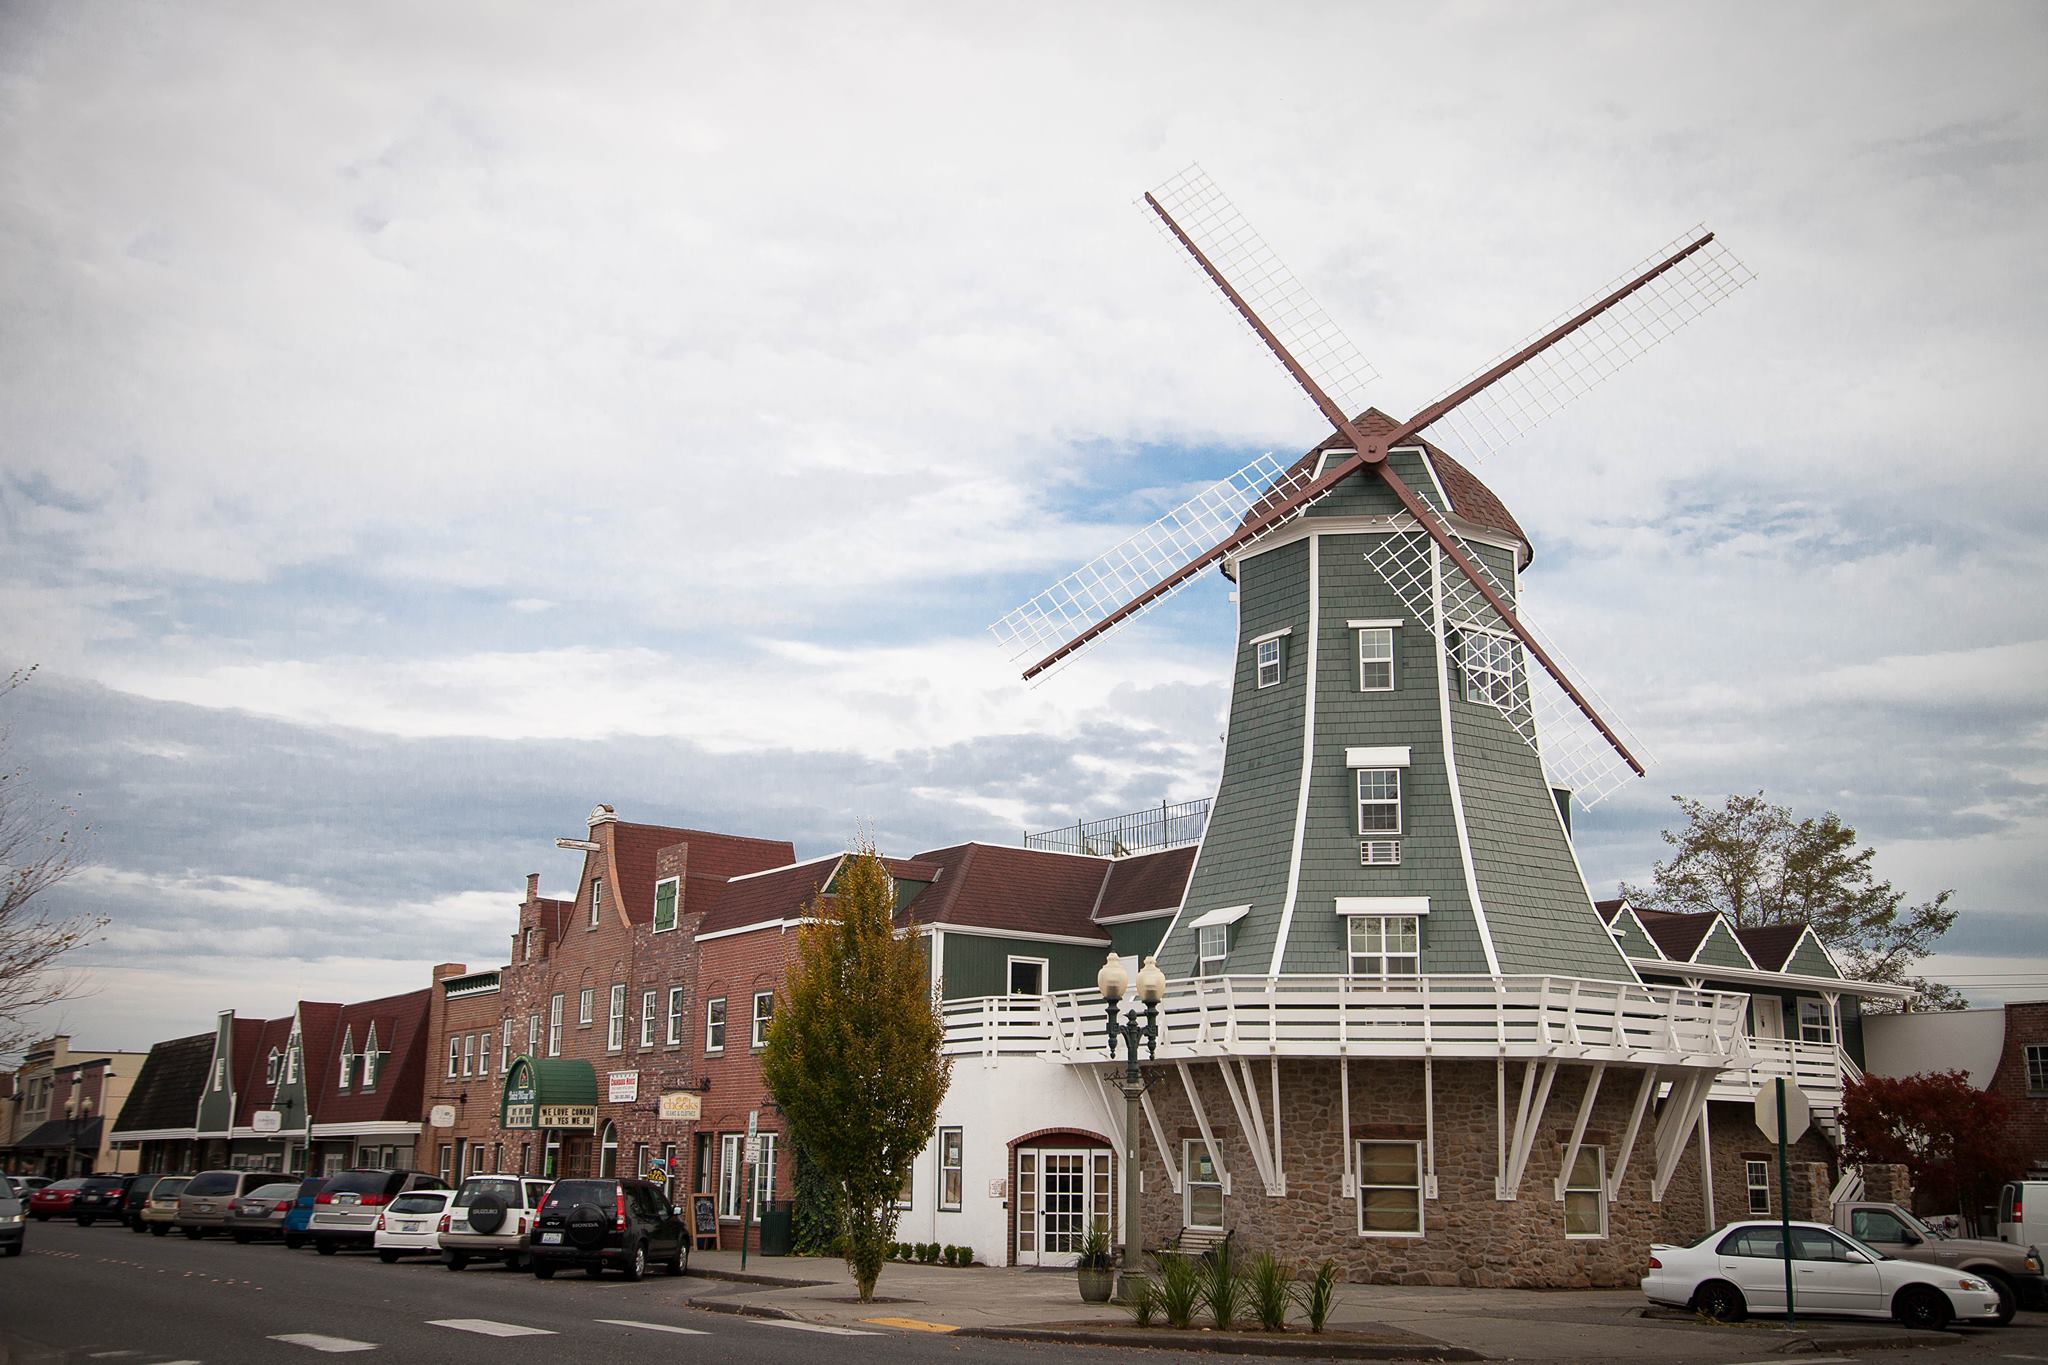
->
[1006,956,1048,996]
[1797,997,1834,1046]
[1456,628,1520,709]
[1347,915,1420,977]
[266,1048,280,1085]
[1357,768,1402,835]
[1184,1140,1224,1229]
[1358,626,1394,691]
[653,876,678,934]
[705,997,727,1054]
[718,1133,745,1218]
[1356,1140,1423,1236]
[361,1037,378,1090]
[448,1036,462,1078]
[751,992,775,1049]
[548,993,564,1056]
[640,990,657,1048]
[462,1033,475,1077]
[1563,1146,1607,1238]
[938,1127,963,1211]
[2027,1044,2048,1095]
[1197,923,1229,976]
[598,1121,618,1178]
[285,1038,299,1084]
[501,1019,513,1071]
[1255,636,1284,688]
[578,987,594,1027]
[607,984,627,1051]
[438,1144,453,1183]
[527,1013,540,1059]
[475,1031,490,1078]
[752,1133,778,1209]
[523,926,535,960]
[666,987,685,1046]
[1745,1159,1771,1215]
[589,878,604,929]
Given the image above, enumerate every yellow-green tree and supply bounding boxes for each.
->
[761,843,949,1301]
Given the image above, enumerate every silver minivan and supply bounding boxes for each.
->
[178,1170,281,1238]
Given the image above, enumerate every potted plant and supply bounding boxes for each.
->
[1076,1221,1116,1302]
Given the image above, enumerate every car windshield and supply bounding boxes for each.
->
[153,1179,192,1199]
[390,1193,447,1214]
[1893,1208,1943,1239]
[296,1176,329,1198]
[456,1178,527,1208]
[541,1180,615,1211]
[80,1178,123,1191]
[184,1172,245,1196]
[246,1184,298,1200]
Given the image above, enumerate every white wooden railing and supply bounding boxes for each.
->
[1707,1035,1850,1113]
[943,974,1747,1067]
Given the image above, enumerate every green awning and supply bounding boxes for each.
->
[500,1056,599,1130]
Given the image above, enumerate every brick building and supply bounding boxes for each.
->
[1866,998,2048,1194]
[3,1036,146,1177]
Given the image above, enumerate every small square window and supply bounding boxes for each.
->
[1198,923,1229,976]
[1358,627,1394,691]
[1357,1140,1422,1236]
[1357,768,1402,835]
[1456,630,1520,710]
[1255,637,1284,688]
[1007,958,1047,996]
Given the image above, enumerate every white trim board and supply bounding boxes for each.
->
[1335,897,1431,916]
[1248,626,1294,646]
[1346,746,1412,768]
[1188,905,1250,930]
[1345,618,1404,629]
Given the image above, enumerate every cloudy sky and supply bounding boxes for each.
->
[3,1,2043,1054]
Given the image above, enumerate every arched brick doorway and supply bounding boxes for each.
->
[1007,1127,1112,1267]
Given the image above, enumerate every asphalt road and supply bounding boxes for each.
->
[4,1220,2044,1365]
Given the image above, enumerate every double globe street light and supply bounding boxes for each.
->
[1097,952,1167,1297]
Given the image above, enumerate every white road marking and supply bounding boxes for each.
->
[596,1320,712,1336]
[753,1320,879,1336]
[1724,1359,1851,1365]
[268,1334,378,1353]
[88,1354,138,1359]
[427,1319,557,1338]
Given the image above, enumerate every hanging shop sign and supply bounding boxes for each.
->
[658,1091,702,1122]
[608,1071,640,1104]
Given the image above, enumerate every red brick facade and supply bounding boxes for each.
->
[1986,1001,2048,1176]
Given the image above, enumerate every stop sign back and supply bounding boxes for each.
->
[1754,1079,1811,1145]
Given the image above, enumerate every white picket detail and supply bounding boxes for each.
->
[1707,1036,1849,1115]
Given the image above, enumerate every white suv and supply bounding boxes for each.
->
[439,1175,553,1271]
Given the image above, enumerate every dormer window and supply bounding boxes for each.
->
[362,1025,380,1090]
[338,1027,355,1092]
[1187,905,1248,977]
[266,1049,280,1085]
[284,1037,300,1084]
[589,878,605,929]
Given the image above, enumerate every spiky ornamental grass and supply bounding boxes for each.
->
[760,843,951,1302]
[1155,1252,1205,1329]
[1248,1250,1294,1331]
[1201,1239,1245,1330]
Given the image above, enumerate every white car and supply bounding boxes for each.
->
[372,1190,453,1263]
[1644,1220,2004,1330]
[439,1175,553,1271]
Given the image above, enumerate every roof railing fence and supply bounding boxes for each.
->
[1023,797,1211,858]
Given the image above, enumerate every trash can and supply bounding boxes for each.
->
[758,1199,794,1256]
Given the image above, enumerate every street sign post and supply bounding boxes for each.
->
[1755,1079,1811,1326]
[741,1109,760,1270]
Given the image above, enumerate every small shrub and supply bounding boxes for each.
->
[952,1245,972,1266]
[1202,1239,1245,1331]
[1122,1274,1160,1328]
[1077,1220,1114,1270]
[921,1242,940,1264]
[942,1243,956,1264]
[1155,1252,1203,1330]
[1299,1259,1339,1334]
[1249,1250,1292,1332]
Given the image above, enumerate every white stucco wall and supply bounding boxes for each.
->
[1862,1007,2006,1088]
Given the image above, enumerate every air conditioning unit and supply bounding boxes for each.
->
[1359,840,1402,866]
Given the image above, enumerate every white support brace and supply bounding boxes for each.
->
[1177,1063,1230,1194]
[1340,1057,1355,1198]
[1606,1068,1659,1200]
[1088,1069,1127,1156]
[1268,1055,1285,1196]
[1139,1087,1182,1194]
[1423,1058,1439,1200]
[1499,1059,1557,1200]
[1216,1059,1281,1195]
[1553,1063,1606,1201]
[1651,1071,1712,1203]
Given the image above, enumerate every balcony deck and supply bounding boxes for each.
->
[943,973,1747,1070]
[1708,1035,1853,1114]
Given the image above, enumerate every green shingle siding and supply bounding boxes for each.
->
[1690,921,1755,970]
[1782,934,1841,980]
[1106,915,1174,959]
[938,932,1111,1001]
[1610,913,1660,961]
[196,1016,234,1133]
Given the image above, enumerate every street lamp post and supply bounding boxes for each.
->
[1098,952,1166,1299]
[64,1095,95,1178]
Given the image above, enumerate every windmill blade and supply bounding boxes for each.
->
[1145,166,1380,429]
[1405,227,1755,466]
[990,452,1318,680]
[1360,515,1650,808]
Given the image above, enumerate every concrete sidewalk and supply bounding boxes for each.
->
[680,1250,1999,1359]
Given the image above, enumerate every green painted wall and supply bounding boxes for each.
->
[1106,915,1173,959]
[1783,933,1841,979]
[1610,912,1661,960]
[937,932,1112,1001]
[196,1014,236,1134]
[1691,921,1755,970]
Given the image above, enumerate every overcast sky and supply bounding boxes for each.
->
[3,1,2044,1054]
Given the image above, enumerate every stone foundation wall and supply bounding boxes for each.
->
[1651,1102,1838,1243]
[1136,1058,1713,1288]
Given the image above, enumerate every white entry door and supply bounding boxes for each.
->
[1014,1147,1112,1266]
[1751,997,1784,1040]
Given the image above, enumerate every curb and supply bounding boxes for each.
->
[954,1326,1483,1361]
[683,1295,799,1322]
[684,1265,831,1288]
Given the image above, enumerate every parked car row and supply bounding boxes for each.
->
[11,1168,692,1282]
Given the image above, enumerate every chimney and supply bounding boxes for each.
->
[433,962,468,980]
[525,872,540,902]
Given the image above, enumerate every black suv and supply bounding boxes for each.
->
[70,1176,136,1227]
[528,1178,686,1281]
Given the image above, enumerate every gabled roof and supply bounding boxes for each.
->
[110,1032,213,1136]
[317,987,432,1125]
[906,842,1113,941]
[1732,924,1807,973]
[695,855,840,935]
[611,822,796,924]
[1297,409,1531,557]
[234,1015,295,1127]
[1094,845,1196,923]
[1594,897,1627,924]
[1632,908,1720,962]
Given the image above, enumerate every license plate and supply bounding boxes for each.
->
[540,1232,562,1244]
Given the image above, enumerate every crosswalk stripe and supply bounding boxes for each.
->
[596,1319,711,1336]
[269,1333,378,1353]
[427,1319,557,1338]
[753,1320,879,1336]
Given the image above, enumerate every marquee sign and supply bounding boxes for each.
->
[537,1104,597,1130]
[503,1084,537,1130]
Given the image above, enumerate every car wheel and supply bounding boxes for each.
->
[149,1224,168,1237]
[31,1213,49,1223]
[129,1219,148,1234]
[532,1261,556,1280]
[584,1264,605,1278]
[283,1234,305,1250]
[620,1241,646,1282]
[1692,1280,1746,1322]
[1894,1285,1953,1331]
[444,1252,468,1271]
[183,1227,203,1241]
[76,1217,95,1228]
[1,1243,20,1258]
[1980,1272,2018,1326]
[233,1231,254,1245]
[666,1244,684,1277]
[378,1249,401,1264]
[504,1253,523,1272]
[315,1240,339,1256]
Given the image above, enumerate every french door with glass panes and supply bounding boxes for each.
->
[1014,1147,1112,1266]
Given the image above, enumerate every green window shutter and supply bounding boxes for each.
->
[654,879,677,932]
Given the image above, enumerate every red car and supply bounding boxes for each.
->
[28,1177,90,1221]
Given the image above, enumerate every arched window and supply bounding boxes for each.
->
[599,1121,619,1178]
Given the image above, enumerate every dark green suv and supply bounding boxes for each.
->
[528,1178,686,1281]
